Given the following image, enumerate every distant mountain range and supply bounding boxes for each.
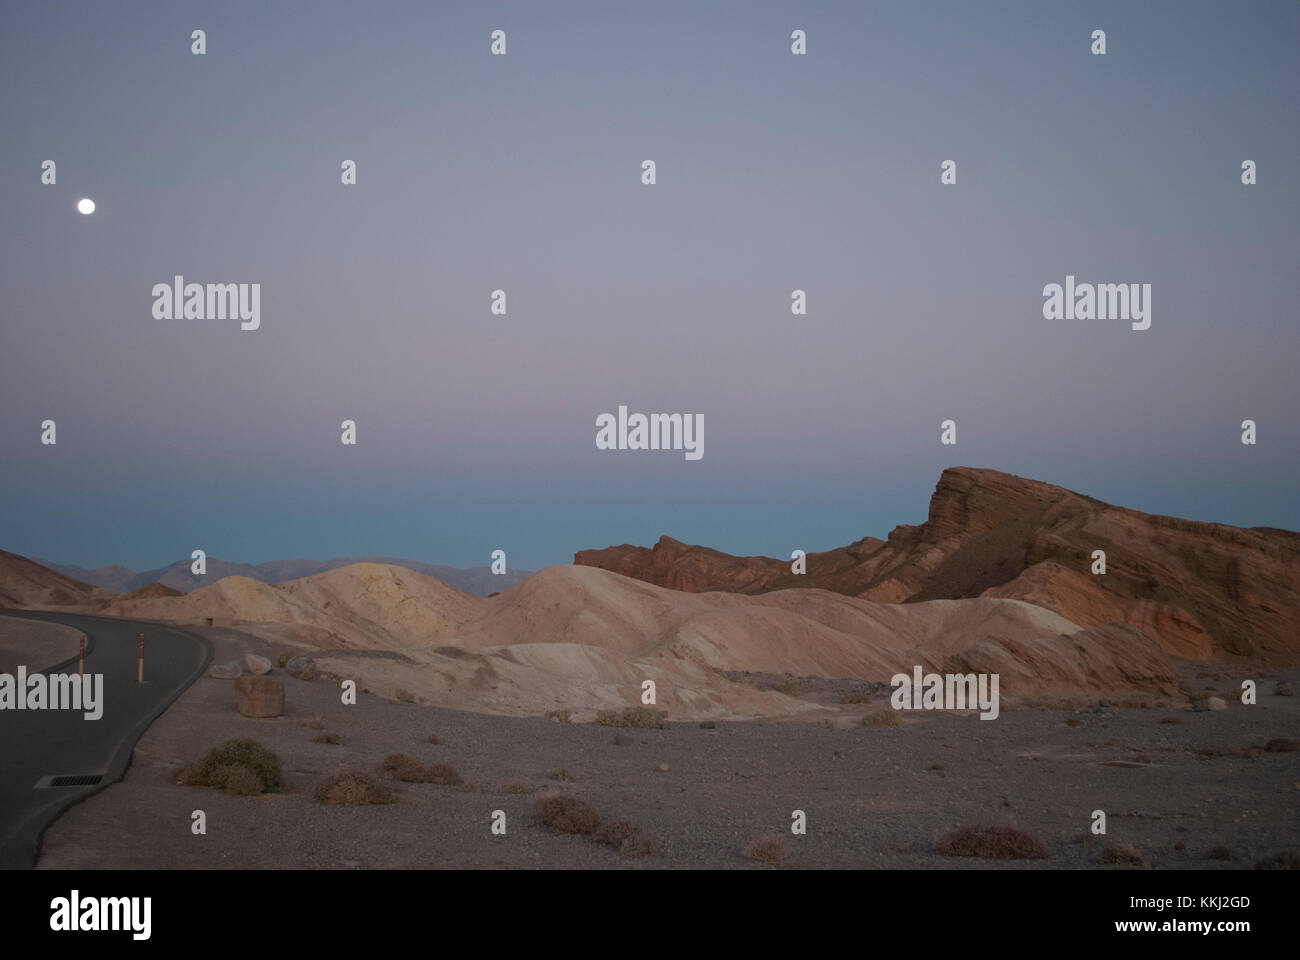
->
[31,555,532,598]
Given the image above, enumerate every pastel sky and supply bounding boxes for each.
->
[2,0,1297,573]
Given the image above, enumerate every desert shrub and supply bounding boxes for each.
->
[548,768,575,782]
[935,826,1049,860]
[774,677,801,696]
[420,733,440,744]
[595,820,658,858]
[1274,680,1294,697]
[381,753,462,784]
[1096,843,1146,867]
[545,709,572,723]
[839,691,871,705]
[394,688,416,703]
[532,793,601,835]
[313,732,342,745]
[1065,718,1081,727]
[179,738,284,795]
[746,835,787,866]
[301,716,325,730]
[313,769,398,805]
[1264,738,1299,753]
[863,710,906,727]
[1255,850,1300,870]
[504,782,531,794]
[595,706,666,729]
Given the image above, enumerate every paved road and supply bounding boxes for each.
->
[0,610,210,868]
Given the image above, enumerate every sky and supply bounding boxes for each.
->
[1,0,1297,573]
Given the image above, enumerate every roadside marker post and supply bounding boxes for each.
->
[138,633,144,682]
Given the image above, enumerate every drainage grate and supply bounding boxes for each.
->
[35,774,103,788]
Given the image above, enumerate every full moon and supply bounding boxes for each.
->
[77,198,95,215]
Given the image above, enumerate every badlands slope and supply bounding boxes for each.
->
[47,558,1181,719]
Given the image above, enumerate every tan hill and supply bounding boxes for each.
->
[121,581,183,601]
[419,565,1178,711]
[0,550,115,609]
[101,563,482,650]
[36,555,531,597]
[575,467,1300,662]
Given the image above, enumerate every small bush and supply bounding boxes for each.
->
[1096,843,1146,867]
[548,768,575,782]
[420,733,440,745]
[313,732,343,745]
[774,677,801,696]
[301,716,325,730]
[595,820,658,858]
[863,710,906,727]
[533,793,601,835]
[746,835,787,866]
[381,753,462,784]
[1274,680,1294,697]
[595,706,666,729]
[1065,718,1081,727]
[208,764,263,796]
[179,738,284,795]
[313,769,398,805]
[505,782,531,794]
[935,825,1049,860]
[1264,738,1299,753]
[394,688,416,703]
[545,709,572,723]
[838,691,871,705]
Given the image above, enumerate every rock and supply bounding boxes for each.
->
[285,656,316,678]
[576,466,1300,662]
[1208,696,1227,711]
[235,676,284,718]
[245,654,273,675]
[209,660,243,679]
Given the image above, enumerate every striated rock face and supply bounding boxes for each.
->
[574,534,885,596]
[575,467,1300,662]
[939,623,1183,700]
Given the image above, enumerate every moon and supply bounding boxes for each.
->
[77,198,95,215]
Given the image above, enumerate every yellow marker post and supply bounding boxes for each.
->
[78,635,85,680]
[137,633,144,682]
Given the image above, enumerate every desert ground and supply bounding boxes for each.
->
[34,625,1300,870]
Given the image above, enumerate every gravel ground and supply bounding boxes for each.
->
[34,630,1300,870]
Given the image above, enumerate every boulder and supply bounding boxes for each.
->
[209,660,243,679]
[235,675,285,718]
[245,653,273,675]
[285,656,317,679]
[1208,696,1228,711]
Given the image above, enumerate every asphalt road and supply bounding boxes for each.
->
[0,610,210,868]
